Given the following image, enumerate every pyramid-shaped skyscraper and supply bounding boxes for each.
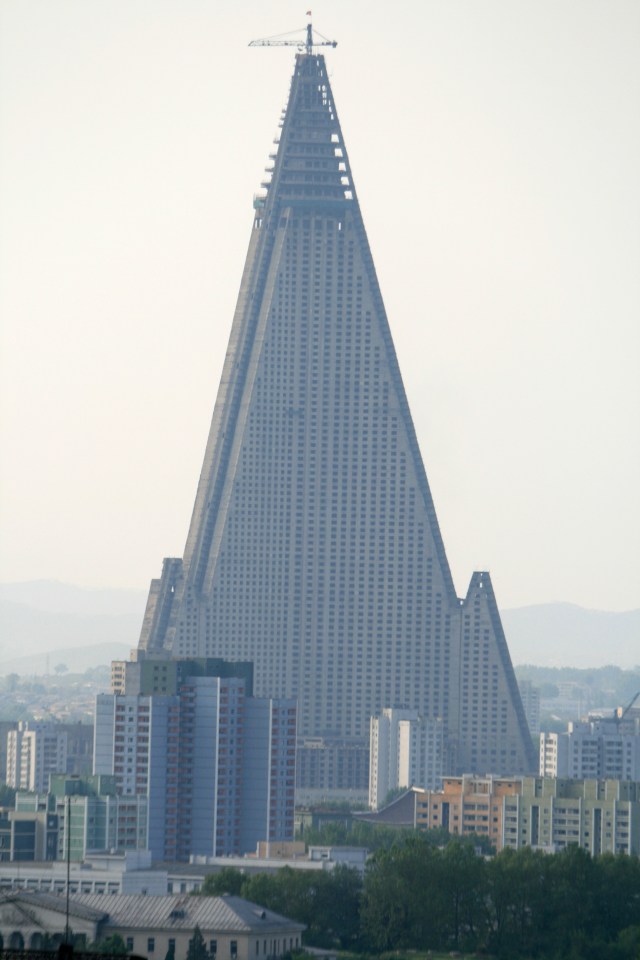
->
[139,45,537,791]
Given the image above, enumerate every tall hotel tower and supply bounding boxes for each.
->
[138,35,537,790]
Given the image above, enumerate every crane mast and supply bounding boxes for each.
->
[249,21,337,55]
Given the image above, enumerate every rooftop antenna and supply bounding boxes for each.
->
[249,13,337,55]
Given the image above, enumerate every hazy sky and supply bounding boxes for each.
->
[1,0,638,612]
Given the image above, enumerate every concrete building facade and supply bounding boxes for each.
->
[6,722,68,793]
[135,44,535,792]
[0,892,304,960]
[540,715,640,780]
[356,776,640,855]
[518,680,541,738]
[502,777,640,855]
[369,708,443,810]
[94,659,296,860]
[12,775,148,861]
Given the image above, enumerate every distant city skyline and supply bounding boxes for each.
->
[1,1,638,615]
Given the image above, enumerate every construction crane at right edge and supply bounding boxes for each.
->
[249,18,337,55]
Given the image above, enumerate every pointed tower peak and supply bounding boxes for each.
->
[139,42,538,786]
[254,52,355,223]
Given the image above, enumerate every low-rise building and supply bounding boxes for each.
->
[14,774,148,861]
[0,850,165,896]
[0,892,305,959]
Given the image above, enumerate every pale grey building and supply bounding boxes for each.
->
[94,660,296,859]
[369,708,444,810]
[137,44,536,789]
[540,714,640,781]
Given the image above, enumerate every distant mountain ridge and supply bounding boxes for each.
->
[0,581,637,674]
[0,581,146,670]
[500,603,639,669]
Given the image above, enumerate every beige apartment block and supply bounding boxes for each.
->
[358,776,640,855]
[502,777,640,855]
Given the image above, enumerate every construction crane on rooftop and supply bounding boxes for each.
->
[249,20,337,56]
[614,691,640,725]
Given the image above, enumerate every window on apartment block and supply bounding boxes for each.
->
[231,941,238,959]
[147,939,155,952]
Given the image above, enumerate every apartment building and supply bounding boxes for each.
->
[94,658,296,860]
[6,722,68,793]
[369,708,444,809]
[502,777,640,855]
[540,714,640,780]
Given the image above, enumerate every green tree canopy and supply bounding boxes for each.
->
[186,926,208,960]
[200,867,245,897]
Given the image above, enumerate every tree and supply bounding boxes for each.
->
[361,834,442,951]
[186,926,209,960]
[200,867,245,896]
[435,839,486,950]
[55,663,69,675]
[486,845,551,957]
[88,934,127,955]
[308,865,362,948]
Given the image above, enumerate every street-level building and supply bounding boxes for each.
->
[0,892,304,960]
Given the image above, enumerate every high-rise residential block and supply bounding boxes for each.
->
[540,714,640,781]
[136,44,535,789]
[94,659,296,860]
[6,722,68,793]
[369,708,443,810]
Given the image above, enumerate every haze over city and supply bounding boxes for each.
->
[1,0,638,628]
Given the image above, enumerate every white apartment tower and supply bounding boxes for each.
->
[6,722,68,793]
[540,714,640,781]
[369,708,443,810]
